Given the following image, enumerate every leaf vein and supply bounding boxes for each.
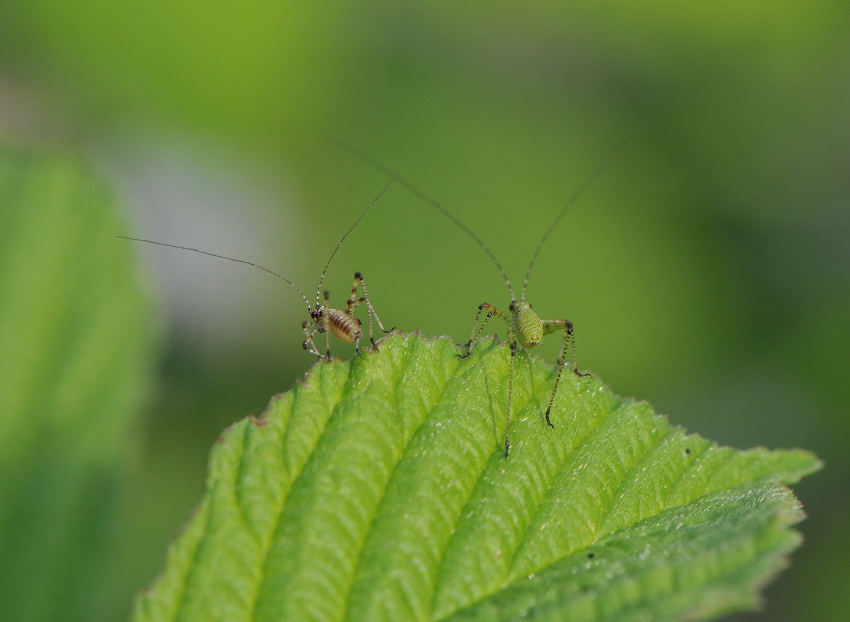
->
[172,503,213,622]
[499,398,622,582]
[594,427,675,539]
[340,337,428,620]
[234,422,260,543]
[245,365,350,621]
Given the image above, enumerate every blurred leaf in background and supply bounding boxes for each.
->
[0,0,847,620]
[0,147,159,620]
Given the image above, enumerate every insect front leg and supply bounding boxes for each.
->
[320,290,331,362]
[302,318,324,358]
[459,303,508,358]
[541,319,590,427]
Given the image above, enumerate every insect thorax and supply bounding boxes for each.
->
[512,301,544,349]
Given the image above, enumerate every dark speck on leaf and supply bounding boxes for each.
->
[685,448,691,455]
[587,553,595,558]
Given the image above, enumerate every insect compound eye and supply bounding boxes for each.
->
[509,302,516,311]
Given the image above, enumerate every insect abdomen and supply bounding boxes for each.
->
[327,309,362,344]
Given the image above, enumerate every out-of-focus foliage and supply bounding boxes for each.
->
[0,147,158,620]
[0,1,845,620]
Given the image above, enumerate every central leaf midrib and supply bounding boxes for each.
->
[427,356,583,618]
[429,404,622,621]
[343,339,539,622]
[424,348,551,620]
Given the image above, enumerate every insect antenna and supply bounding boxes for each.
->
[117,236,314,312]
[313,174,398,308]
[330,137,517,302]
[520,123,651,301]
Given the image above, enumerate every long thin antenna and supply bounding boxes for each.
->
[117,236,313,311]
[520,123,651,301]
[314,174,398,307]
[330,137,517,302]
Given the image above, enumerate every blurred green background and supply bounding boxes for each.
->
[0,1,847,620]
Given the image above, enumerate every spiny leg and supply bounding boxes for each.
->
[301,319,324,358]
[343,273,394,349]
[341,277,369,350]
[504,330,517,459]
[459,303,508,358]
[345,295,369,352]
[343,274,359,313]
[321,306,333,359]
[354,272,395,346]
[541,319,589,426]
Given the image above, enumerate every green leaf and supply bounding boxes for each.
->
[134,333,820,622]
[0,146,159,621]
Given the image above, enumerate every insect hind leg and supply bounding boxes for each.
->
[541,318,589,427]
[347,272,395,349]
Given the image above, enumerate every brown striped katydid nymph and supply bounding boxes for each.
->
[120,176,399,360]
[333,132,642,457]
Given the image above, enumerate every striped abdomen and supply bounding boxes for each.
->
[327,309,362,344]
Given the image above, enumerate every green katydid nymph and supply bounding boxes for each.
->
[120,176,399,360]
[334,131,642,457]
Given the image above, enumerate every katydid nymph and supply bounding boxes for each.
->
[334,134,640,457]
[120,176,398,360]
